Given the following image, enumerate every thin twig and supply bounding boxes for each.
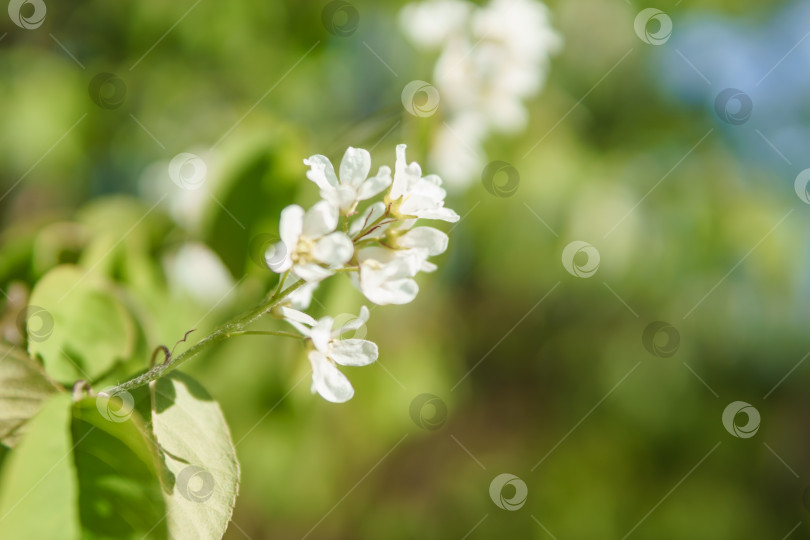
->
[224,330,303,340]
[106,279,306,394]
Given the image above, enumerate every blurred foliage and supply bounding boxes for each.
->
[1,0,809,538]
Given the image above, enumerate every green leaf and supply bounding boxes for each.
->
[0,344,58,447]
[150,372,240,540]
[26,265,136,384]
[0,393,79,540]
[72,398,167,540]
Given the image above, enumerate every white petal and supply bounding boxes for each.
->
[280,306,317,326]
[304,155,339,190]
[319,188,342,209]
[400,195,460,222]
[288,281,317,310]
[339,147,371,188]
[357,247,422,277]
[335,306,368,336]
[359,259,420,305]
[357,166,392,200]
[330,339,378,366]
[280,303,313,335]
[412,179,447,204]
[398,227,449,255]
[279,205,304,251]
[392,250,423,277]
[310,317,333,355]
[420,260,438,273]
[324,185,358,213]
[418,206,460,222]
[294,263,334,283]
[388,278,419,304]
[308,351,354,403]
[391,144,422,200]
[420,174,444,188]
[370,277,419,305]
[265,242,291,273]
[303,201,338,237]
[285,319,312,336]
[313,232,353,266]
[396,143,407,162]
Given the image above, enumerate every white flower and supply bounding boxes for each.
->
[430,113,488,188]
[398,0,471,49]
[433,0,560,132]
[401,0,561,131]
[390,225,449,259]
[354,247,425,305]
[265,142,459,401]
[369,224,450,274]
[267,201,353,283]
[304,147,392,215]
[389,145,460,222]
[399,0,562,187]
[281,306,378,403]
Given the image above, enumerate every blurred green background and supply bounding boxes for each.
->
[2,0,809,538]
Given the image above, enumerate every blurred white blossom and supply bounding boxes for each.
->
[137,149,219,233]
[164,242,234,305]
[399,0,562,187]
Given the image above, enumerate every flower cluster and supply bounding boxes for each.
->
[266,144,458,402]
[399,0,562,187]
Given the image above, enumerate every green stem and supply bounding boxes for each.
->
[273,269,290,299]
[106,279,305,394]
[225,330,303,340]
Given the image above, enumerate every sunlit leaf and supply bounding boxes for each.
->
[0,393,79,540]
[26,265,136,384]
[150,371,240,540]
[0,344,59,447]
